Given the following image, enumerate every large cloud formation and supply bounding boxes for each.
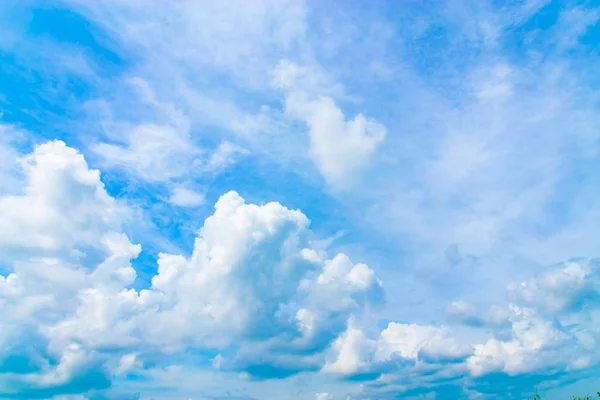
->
[1,141,599,399]
[0,141,384,396]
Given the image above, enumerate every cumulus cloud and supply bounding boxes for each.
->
[378,323,472,363]
[0,140,384,395]
[466,305,571,377]
[4,0,600,398]
[0,140,123,257]
[459,260,600,379]
[2,141,600,399]
[273,60,386,190]
[507,259,600,315]
[448,260,600,382]
[321,319,471,381]
[322,320,378,376]
[335,259,600,398]
[0,140,136,397]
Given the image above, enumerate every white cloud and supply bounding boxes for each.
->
[90,78,201,183]
[0,139,386,394]
[377,323,471,363]
[137,190,316,347]
[90,79,249,186]
[1,136,600,398]
[93,123,200,183]
[445,300,511,329]
[211,354,225,370]
[0,141,137,395]
[451,261,600,378]
[322,319,470,378]
[70,0,307,89]
[25,343,92,387]
[315,392,334,400]
[64,0,308,178]
[205,141,248,173]
[357,7,600,314]
[168,187,205,208]
[310,254,383,312]
[554,7,600,51]
[115,353,140,376]
[129,191,382,357]
[0,140,123,257]
[274,60,386,190]
[4,0,600,398]
[67,0,387,194]
[446,300,478,324]
[287,93,386,190]
[507,259,599,314]
[322,261,600,393]
[322,320,377,375]
[5,140,591,397]
[467,305,570,376]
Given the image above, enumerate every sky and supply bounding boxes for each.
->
[0,0,600,399]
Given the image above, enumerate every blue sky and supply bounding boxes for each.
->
[1,0,600,399]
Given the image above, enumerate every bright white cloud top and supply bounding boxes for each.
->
[0,1,600,399]
[1,140,599,399]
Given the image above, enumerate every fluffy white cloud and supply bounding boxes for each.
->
[3,139,600,399]
[507,259,600,314]
[0,140,123,257]
[167,187,205,208]
[322,320,378,375]
[0,140,385,396]
[322,319,470,378]
[466,305,571,376]
[0,140,136,396]
[323,260,600,398]
[141,190,316,347]
[117,191,381,358]
[274,60,386,190]
[377,323,471,363]
[456,260,600,378]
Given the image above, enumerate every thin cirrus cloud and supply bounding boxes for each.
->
[0,0,600,399]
